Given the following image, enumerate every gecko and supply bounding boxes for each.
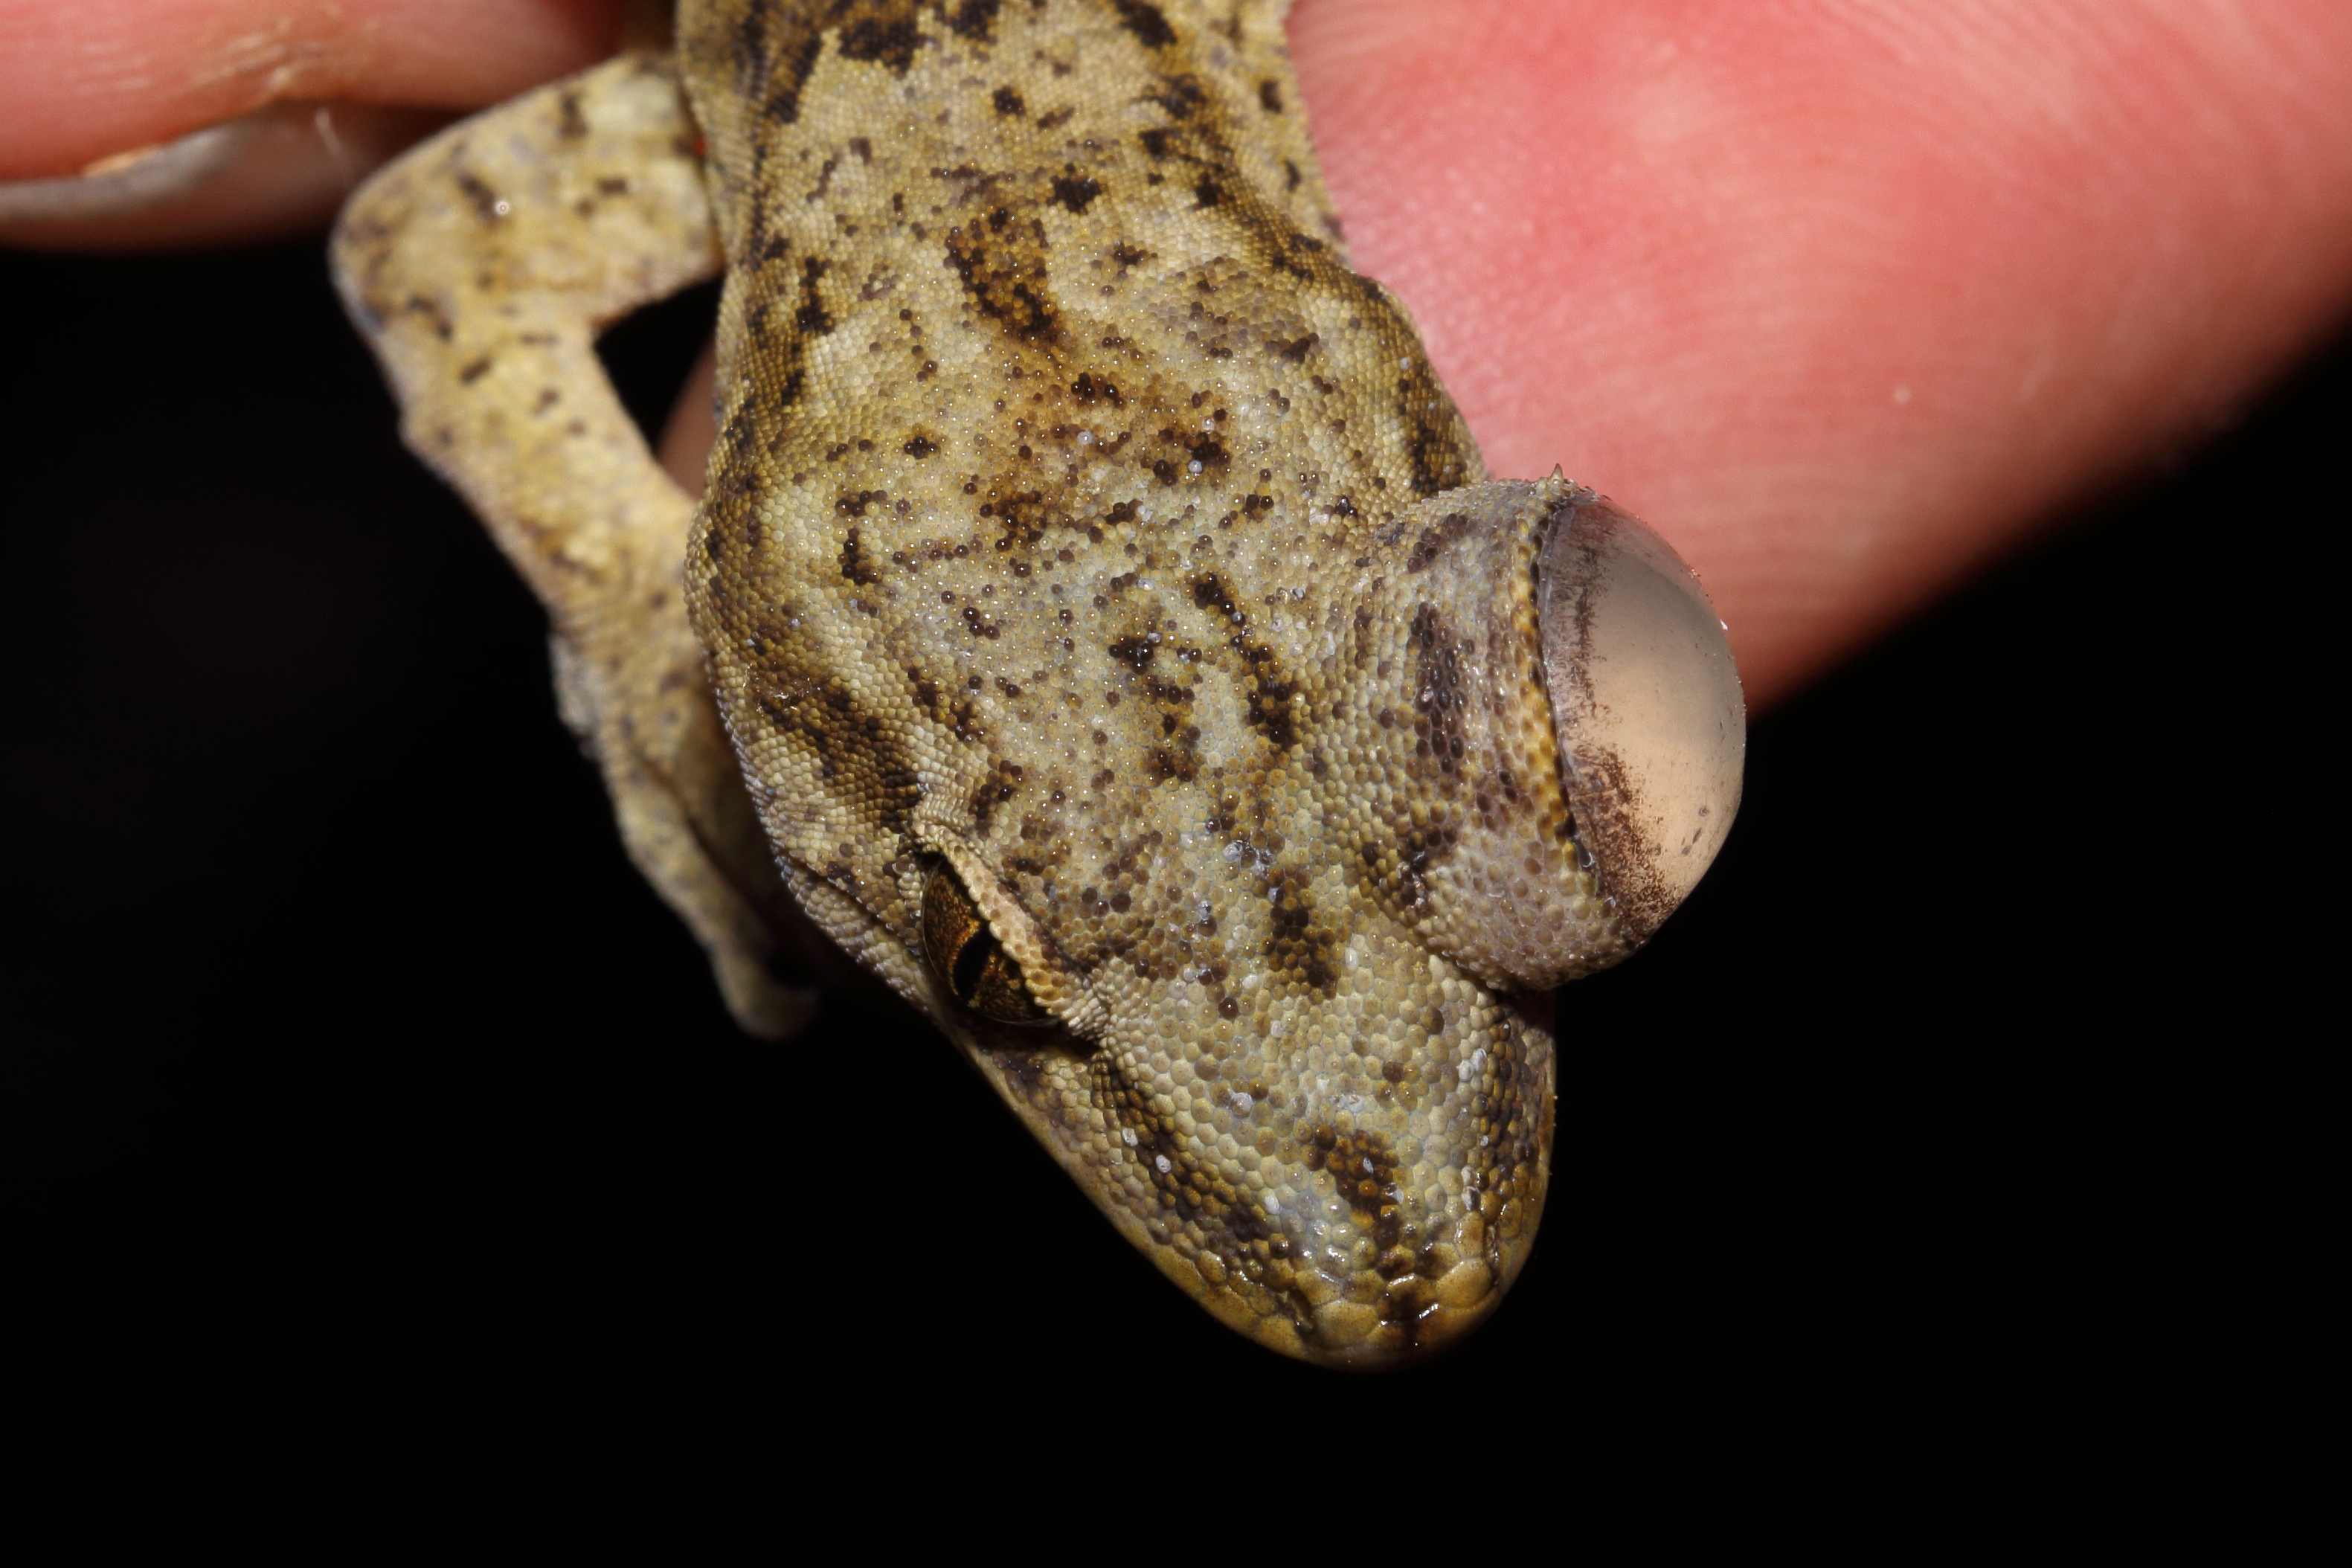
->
[330,0,1744,1366]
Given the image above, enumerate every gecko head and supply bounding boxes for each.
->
[914,478,1743,1366]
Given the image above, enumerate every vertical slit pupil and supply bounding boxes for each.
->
[951,929,999,1001]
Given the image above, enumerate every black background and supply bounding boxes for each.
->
[3,236,2333,1435]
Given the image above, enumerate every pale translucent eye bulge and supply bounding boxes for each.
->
[1538,500,1746,942]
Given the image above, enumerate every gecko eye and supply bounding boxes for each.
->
[921,863,1053,1025]
[1536,496,1746,942]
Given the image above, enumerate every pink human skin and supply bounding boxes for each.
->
[7,0,2351,705]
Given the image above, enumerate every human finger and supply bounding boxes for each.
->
[1290,0,2352,705]
[0,0,641,247]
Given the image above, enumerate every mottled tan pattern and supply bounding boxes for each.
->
[331,55,814,1038]
[335,1,1654,1366]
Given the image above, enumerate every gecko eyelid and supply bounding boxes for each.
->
[919,861,1053,1024]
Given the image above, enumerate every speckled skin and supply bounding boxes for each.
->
[334,1,1648,1366]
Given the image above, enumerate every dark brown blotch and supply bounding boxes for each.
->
[1397,368,1475,498]
[972,756,1024,833]
[1404,513,1472,573]
[1239,637,1299,748]
[1263,867,1337,992]
[1148,77,1207,119]
[454,170,501,222]
[943,210,1060,342]
[794,256,835,335]
[1111,0,1177,49]
[837,2,925,73]
[1407,603,1469,783]
[762,30,828,124]
[944,0,1000,42]
[839,528,880,586]
[1052,173,1103,213]
[1189,571,1241,623]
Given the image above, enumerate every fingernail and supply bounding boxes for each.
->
[0,115,261,223]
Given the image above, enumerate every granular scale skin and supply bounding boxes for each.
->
[334,0,1705,1366]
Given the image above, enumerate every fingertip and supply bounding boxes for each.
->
[1287,0,2352,710]
[0,1,632,184]
[0,101,452,251]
